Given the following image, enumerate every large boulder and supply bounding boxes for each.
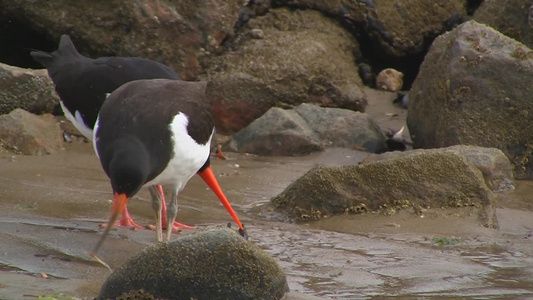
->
[226,103,385,156]
[98,228,288,300]
[202,7,367,134]
[0,62,58,114]
[271,149,497,228]
[271,0,467,57]
[474,0,533,49]
[0,0,242,80]
[407,20,533,179]
[0,109,64,155]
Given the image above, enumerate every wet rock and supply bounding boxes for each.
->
[362,145,515,192]
[203,8,366,134]
[225,106,323,156]
[406,20,533,179]
[375,68,403,92]
[474,0,533,49]
[226,103,386,156]
[0,62,58,115]
[0,109,64,155]
[0,0,241,80]
[97,228,288,300]
[271,0,467,57]
[271,150,497,228]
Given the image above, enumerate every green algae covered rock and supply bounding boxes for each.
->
[98,228,288,300]
[271,149,497,227]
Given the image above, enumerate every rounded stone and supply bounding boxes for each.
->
[97,228,288,300]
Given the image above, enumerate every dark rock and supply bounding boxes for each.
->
[0,62,58,115]
[203,8,366,134]
[0,0,241,80]
[406,21,533,179]
[226,103,386,156]
[271,0,467,57]
[98,228,288,300]
[358,62,375,87]
[0,109,63,155]
[271,150,497,228]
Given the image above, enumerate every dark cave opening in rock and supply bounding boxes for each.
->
[0,16,57,69]
[466,0,484,16]
[350,25,428,92]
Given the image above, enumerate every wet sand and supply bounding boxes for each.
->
[1,89,533,299]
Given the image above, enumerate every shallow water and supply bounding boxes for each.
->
[1,142,533,299]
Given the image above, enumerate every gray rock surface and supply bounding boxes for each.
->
[226,103,386,156]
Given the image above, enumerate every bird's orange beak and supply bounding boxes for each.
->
[198,166,244,231]
[90,192,130,255]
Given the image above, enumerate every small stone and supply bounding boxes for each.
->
[376,68,404,92]
[248,29,265,39]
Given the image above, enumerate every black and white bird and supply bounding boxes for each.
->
[30,34,191,231]
[90,79,244,254]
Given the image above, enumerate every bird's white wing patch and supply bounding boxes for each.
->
[59,101,94,140]
[92,117,101,159]
[145,113,213,190]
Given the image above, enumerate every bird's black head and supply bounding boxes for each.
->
[107,140,150,198]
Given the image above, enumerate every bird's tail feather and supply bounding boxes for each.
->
[30,34,83,69]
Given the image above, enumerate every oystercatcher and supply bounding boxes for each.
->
[91,79,244,254]
[30,35,188,231]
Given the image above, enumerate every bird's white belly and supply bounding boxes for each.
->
[144,113,213,191]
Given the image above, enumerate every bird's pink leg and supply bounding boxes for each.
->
[117,207,146,229]
[100,206,145,229]
[101,185,193,231]
[154,185,194,231]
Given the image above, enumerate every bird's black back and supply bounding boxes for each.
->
[30,35,180,131]
[95,79,213,185]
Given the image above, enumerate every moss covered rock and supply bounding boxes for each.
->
[0,63,58,115]
[98,228,288,300]
[271,149,497,227]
